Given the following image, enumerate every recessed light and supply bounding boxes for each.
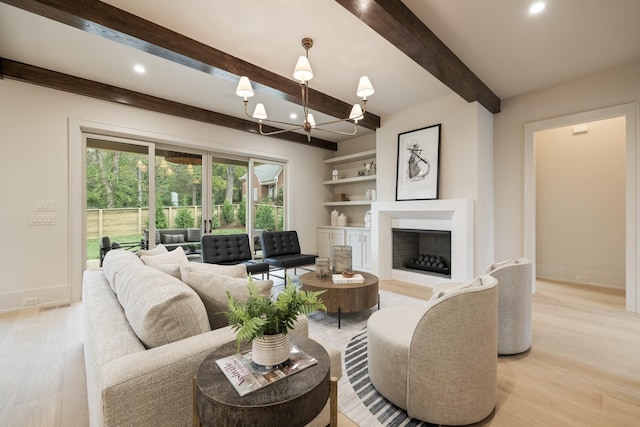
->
[133,64,146,74]
[290,113,298,120]
[529,1,546,15]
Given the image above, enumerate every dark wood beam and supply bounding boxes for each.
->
[0,58,337,151]
[0,0,380,131]
[335,0,500,114]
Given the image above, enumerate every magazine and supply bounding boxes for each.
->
[215,344,318,396]
[332,273,365,284]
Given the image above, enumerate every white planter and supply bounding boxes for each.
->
[251,333,290,368]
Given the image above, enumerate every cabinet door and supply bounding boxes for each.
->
[346,229,364,270]
[346,229,371,271]
[317,228,345,259]
[361,230,371,270]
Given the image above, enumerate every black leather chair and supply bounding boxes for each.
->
[260,231,317,278]
[200,234,270,278]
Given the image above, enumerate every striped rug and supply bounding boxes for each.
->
[307,290,435,427]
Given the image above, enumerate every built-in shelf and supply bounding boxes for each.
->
[322,175,376,185]
[323,149,376,165]
[323,201,372,207]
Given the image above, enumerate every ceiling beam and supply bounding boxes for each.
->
[336,0,501,114]
[0,58,338,151]
[0,0,380,131]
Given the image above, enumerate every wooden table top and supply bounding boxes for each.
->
[299,271,378,289]
[196,335,330,427]
[300,271,379,314]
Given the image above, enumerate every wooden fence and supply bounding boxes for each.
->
[87,204,281,239]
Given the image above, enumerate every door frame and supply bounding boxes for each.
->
[524,102,640,312]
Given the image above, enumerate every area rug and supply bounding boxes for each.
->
[307,290,435,427]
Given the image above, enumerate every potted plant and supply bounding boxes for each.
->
[225,276,326,367]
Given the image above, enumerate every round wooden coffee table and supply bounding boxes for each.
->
[196,335,330,426]
[300,271,379,328]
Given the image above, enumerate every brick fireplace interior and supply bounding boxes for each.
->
[392,229,452,278]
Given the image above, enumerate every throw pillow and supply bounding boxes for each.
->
[114,263,211,348]
[140,246,189,279]
[187,228,201,242]
[180,268,273,330]
[137,244,169,258]
[181,262,248,279]
[102,249,144,292]
[162,234,185,244]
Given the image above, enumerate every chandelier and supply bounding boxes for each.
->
[236,37,374,142]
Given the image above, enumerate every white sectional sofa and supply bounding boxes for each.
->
[83,247,340,427]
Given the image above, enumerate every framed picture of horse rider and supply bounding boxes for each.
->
[395,124,441,201]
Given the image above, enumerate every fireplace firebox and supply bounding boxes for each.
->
[392,229,452,278]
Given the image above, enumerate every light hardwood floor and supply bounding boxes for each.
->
[1,279,639,426]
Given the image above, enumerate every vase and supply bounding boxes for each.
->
[251,333,290,368]
[338,213,347,227]
[330,209,339,226]
[332,245,352,273]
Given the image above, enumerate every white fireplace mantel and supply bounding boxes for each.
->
[371,199,474,287]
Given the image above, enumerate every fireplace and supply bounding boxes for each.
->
[392,229,451,278]
[371,199,473,287]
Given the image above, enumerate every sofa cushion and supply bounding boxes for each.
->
[180,265,272,330]
[102,249,144,292]
[181,261,248,279]
[140,246,189,279]
[137,244,168,258]
[114,263,211,348]
[162,234,185,244]
[187,228,201,242]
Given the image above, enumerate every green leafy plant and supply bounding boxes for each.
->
[225,277,326,352]
[222,199,235,225]
[175,206,194,228]
[237,198,246,226]
[255,204,276,230]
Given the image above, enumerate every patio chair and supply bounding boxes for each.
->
[260,231,317,279]
[200,234,270,278]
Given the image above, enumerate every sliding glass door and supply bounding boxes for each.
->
[85,137,152,267]
[250,160,286,258]
[154,148,204,256]
[85,138,284,265]
[209,157,248,237]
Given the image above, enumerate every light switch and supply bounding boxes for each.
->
[35,200,56,211]
[30,214,55,225]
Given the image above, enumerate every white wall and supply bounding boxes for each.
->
[494,60,640,261]
[536,118,626,288]
[376,94,494,275]
[0,79,327,312]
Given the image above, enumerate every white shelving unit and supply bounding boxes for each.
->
[323,149,376,208]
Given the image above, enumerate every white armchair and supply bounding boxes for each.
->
[367,275,498,426]
[487,258,532,355]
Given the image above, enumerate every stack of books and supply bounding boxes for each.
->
[332,273,365,284]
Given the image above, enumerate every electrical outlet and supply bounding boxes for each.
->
[576,275,588,283]
[23,297,38,306]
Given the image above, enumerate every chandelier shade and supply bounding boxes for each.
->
[293,56,313,82]
[236,76,254,99]
[236,37,373,142]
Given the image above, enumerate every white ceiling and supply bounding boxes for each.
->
[1,0,639,143]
